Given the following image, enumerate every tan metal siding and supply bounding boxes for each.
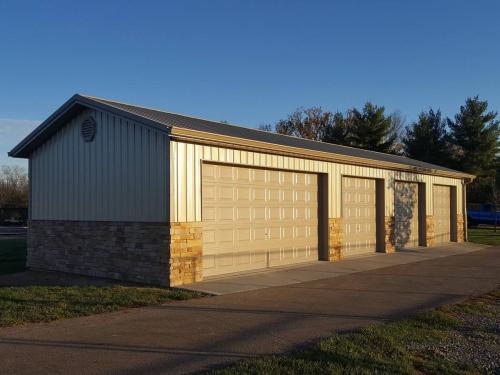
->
[171,141,464,223]
[30,108,169,222]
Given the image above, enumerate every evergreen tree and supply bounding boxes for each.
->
[322,112,351,146]
[347,102,398,153]
[403,109,450,165]
[447,96,500,203]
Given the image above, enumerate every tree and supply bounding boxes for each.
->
[403,109,450,165]
[346,102,399,153]
[0,165,29,207]
[322,112,351,146]
[447,96,500,203]
[273,107,334,141]
[389,111,407,155]
[258,124,272,132]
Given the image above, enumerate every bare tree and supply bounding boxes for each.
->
[0,165,28,207]
[271,107,334,141]
[258,124,273,132]
[389,110,407,155]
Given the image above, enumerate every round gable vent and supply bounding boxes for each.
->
[81,116,97,142]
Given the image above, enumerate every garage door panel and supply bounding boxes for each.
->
[253,188,266,201]
[202,207,216,222]
[269,170,280,184]
[269,207,281,220]
[202,163,217,179]
[236,207,251,221]
[281,172,292,185]
[295,190,306,202]
[269,188,281,201]
[236,228,251,242]
[203,255,216,270]
[203,230,216,245]
[236,187,251,200]
[236,251,251,265]
[202,185,217,200]
[202,164,318,277]
[219,186,234,201]
[253,207,266,220]
[236,167,251,182]
[433,185,451,244]
[342,177,376,257]
[218,207,234,222]
[253,169,266,183]
[294,173,304,185]
[217,252,235,267]
[219,167,233,181]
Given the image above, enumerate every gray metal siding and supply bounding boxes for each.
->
[30,108,169,222]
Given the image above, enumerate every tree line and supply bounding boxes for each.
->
[0,165,28,208]
[259,96,500,204]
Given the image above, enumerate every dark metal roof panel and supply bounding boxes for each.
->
[85,95,464,175]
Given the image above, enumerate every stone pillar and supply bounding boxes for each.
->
[328,218,343,261]
[426,215,435,247]
[384,216,395,253]
[457,214,465,242]
[169,222,203,286]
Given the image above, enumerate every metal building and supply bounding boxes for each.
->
[9,95,474,286]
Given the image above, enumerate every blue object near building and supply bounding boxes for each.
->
[468,204,500,227]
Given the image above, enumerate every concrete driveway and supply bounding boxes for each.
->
[182,242,488,295]
[1,244,499,375]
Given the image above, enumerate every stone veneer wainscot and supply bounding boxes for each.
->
[27,220,170,286]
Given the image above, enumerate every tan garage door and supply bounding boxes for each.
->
[342,177,377,256]
[433,185,451,244]
[202,163,318,278]
[394,182,419,249]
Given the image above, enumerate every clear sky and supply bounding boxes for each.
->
[1,0,499,167]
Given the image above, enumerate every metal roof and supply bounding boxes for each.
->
[9,94,472,179]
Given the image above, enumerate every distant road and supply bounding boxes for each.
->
[0,226,27,236]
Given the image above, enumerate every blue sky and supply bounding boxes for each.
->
[1,0,499,167]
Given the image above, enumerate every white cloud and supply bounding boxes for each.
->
[0,118,40,168]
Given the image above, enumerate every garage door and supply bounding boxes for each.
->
[433,185,451,244]
[394,182,419,249]
[342,177,377,256]
[202,164,318,278]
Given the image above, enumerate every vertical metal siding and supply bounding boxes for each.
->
[30,108,169,222]
[170,140,464,222]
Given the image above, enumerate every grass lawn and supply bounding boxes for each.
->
[468,227,500,246]
[0,237,27,275]
[0,237,200,327]
[213,289,500,375]
[0,285,199,327]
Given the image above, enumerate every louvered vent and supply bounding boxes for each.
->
[81,116,97,142]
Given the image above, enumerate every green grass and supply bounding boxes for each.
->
[212,289,500,375]
[0,237,201,327]
[0,237,27,275]
[0,285,199,327]
[468,227,500,246]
